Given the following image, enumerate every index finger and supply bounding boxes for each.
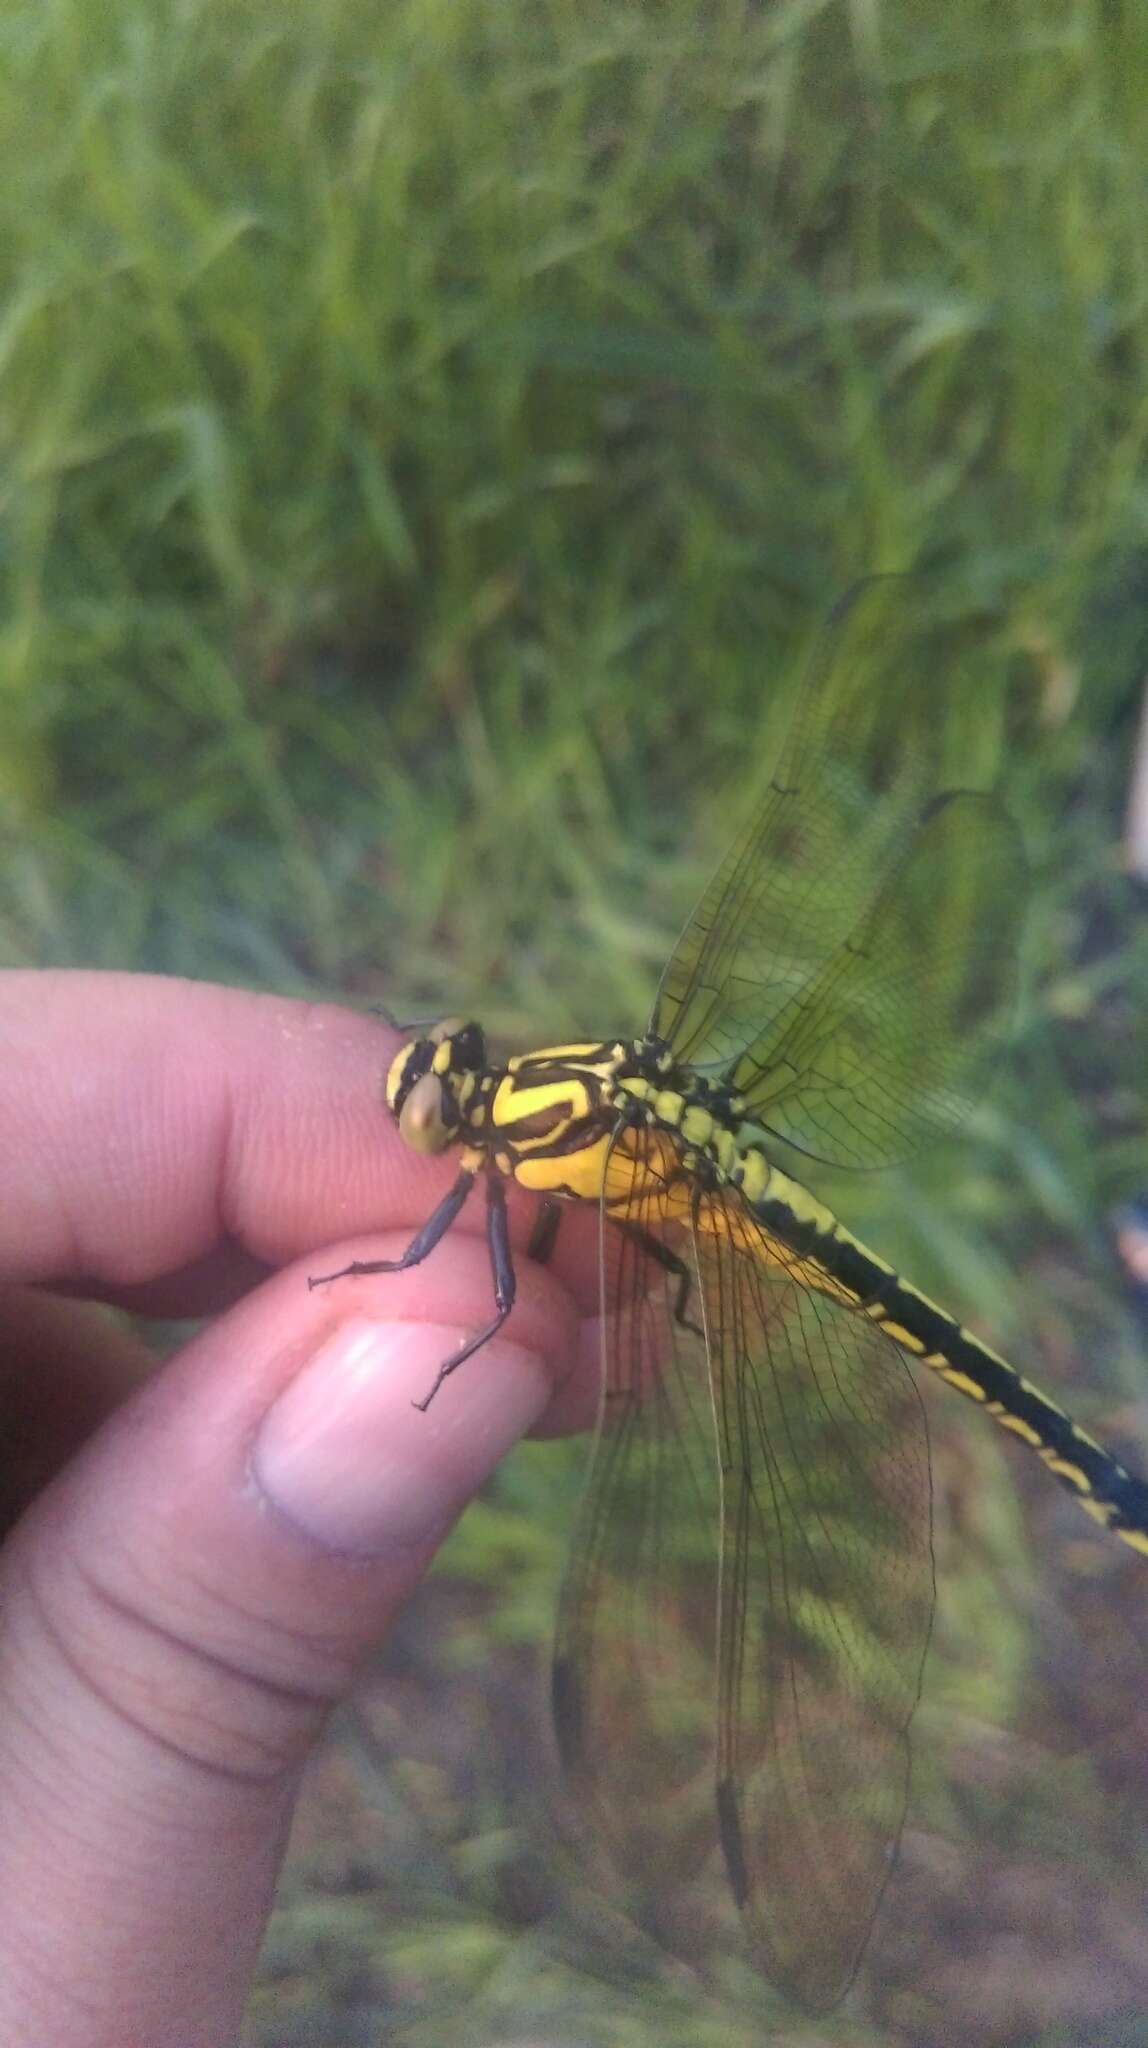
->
[0,970,452,1289]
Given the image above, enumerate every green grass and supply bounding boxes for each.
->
[4,0,1148,2041]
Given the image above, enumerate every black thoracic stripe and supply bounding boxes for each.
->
[501,1113,610,1158]
[508,1049,618,1086]
[507,1065,585,1090]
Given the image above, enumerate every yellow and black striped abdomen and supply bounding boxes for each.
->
[745,1171,1148,1561]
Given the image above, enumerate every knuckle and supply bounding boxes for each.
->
[17,1532,356,1789]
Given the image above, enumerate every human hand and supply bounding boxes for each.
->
[0,971,594,2048]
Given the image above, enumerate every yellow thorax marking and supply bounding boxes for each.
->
[484,1042,624,1200]
[494,1046,618,1135]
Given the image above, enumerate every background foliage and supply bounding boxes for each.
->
[3,0,1148,2041]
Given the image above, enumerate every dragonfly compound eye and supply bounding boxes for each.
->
[396,1070,456,1154]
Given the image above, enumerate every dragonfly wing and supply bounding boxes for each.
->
[726,786,1022,1165]
[553,1151,727,1964]
[651,581,1022,1166]
[700,1192,934,2008]
[553,1128,934,2010]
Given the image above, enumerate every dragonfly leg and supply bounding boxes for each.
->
[412,1173,516,1412]
[610,1218,703,1339]
[308,1167,477,1288]
[527,1196,563,1265]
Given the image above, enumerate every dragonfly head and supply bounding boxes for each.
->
[385,1017,488,1156]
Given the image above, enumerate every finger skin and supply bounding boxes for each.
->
[0,969,438,1285]
[0,968,601,1319]
[0,1288,156,1531]
[0,1233,581,2048]
[0,968,601,1444]
[0,970,603,2043]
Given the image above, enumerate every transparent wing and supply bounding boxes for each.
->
[650,581,1022,1167]
[553,1127,934,2011]
[701,1192,934,2006]
[724,786,1022,1166]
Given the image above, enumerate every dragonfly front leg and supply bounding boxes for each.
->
[308,1166,478,1289]
[412,1172,517,1412]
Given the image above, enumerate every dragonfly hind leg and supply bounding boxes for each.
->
[527,1197,700,1339]
[527,1196,563,1265]
[610,1218,703,1339]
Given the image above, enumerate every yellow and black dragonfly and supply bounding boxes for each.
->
[314,581,1148,2012]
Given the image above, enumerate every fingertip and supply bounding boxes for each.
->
[251,1318,552,1553]
[531,1314,603,1439]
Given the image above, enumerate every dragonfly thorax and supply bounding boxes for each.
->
[387,1018,759,1210]
[485,1037,635,1196]
[492,1035,754,1202]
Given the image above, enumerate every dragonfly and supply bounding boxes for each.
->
[312,581,1148,2012]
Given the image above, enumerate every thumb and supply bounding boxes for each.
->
[0,1230,572,2048]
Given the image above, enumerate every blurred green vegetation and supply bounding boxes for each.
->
[4,0,1148,2041]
